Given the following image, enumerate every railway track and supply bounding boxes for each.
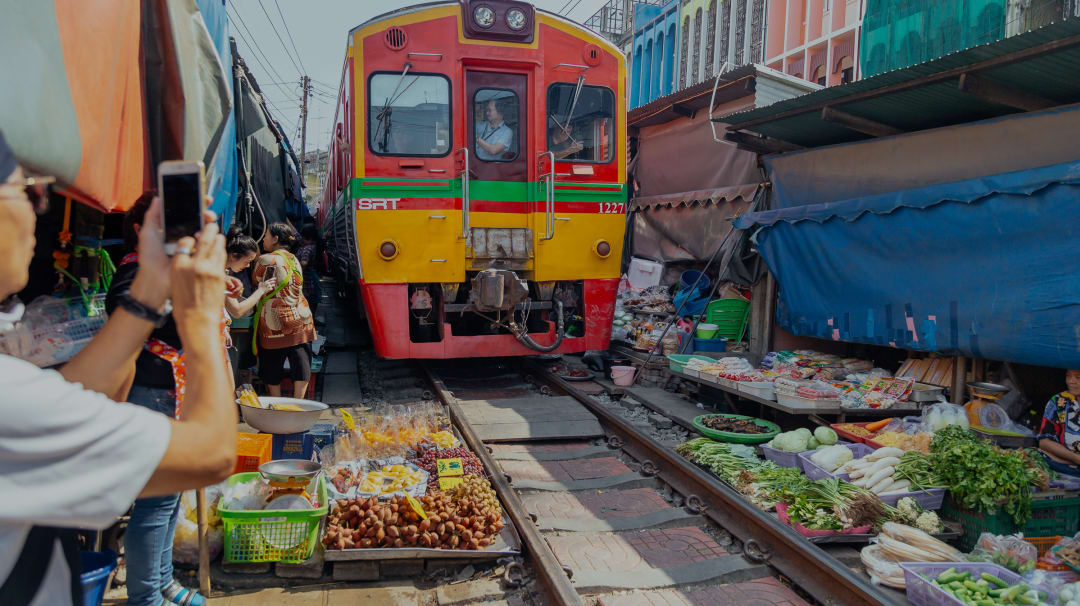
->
[396,357,904,606]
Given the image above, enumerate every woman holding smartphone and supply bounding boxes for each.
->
[252,222,316,398]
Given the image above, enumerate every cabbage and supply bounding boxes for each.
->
[807,437,819,449]
[772,431,809,453]
[795,427,813,440]
[810,444,853,472]
[813,426,838,446]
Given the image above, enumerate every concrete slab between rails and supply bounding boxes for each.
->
[491,444,612,462]
[321,372,364,406]
[510,473,657,492]
[536,508,699,532]
[569,558,771,593]
[323,351,357,374]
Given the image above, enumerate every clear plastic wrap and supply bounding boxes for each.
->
[860,544,907,588]
[969,532,1038,574]
[921,402,971,432]
[977,403,1034,435]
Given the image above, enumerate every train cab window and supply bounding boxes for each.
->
[473,89,519,162]
[546,83,615,163]
[368,72,451,156]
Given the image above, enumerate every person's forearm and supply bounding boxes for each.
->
[140,319,236,496]
[226,291,263,317]
[1041,439,1080,465]
[61,278,161,399]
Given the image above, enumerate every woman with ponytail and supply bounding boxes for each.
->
[252,222,316,398]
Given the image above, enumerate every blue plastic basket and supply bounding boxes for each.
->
[80,550,118,606]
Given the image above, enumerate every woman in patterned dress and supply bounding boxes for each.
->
[252,223,316,398]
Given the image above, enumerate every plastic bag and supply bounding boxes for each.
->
[978,403,1034,436]
[220,476,272,511]
[921,403,970,433]
[969,532,1037,574]
[173,487,224,566]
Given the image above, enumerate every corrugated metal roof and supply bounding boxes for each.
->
[721,19,1080,149]
[628,64,819,127]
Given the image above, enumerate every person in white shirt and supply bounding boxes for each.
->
[0,130,236,605]
[475,99,514,161]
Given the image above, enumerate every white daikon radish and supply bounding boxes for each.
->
[869,475,896,493]
[863,466,894,489]
[865,447,904,461]
[878,479,911,495]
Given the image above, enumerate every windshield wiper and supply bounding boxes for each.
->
[374,62,417,152]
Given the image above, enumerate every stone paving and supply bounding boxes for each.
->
[523,488,671,521]
[499,457,632,484]
[595,577,811,606]
[547,527,730,574]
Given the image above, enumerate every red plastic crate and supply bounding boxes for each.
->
[830,422,879,446]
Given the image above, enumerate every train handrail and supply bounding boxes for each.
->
[538,151,556,241]
[457,147,470,238]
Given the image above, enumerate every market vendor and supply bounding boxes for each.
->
[0,131,236,605]
[1037,369,1080,477]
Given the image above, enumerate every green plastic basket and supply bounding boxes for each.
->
[692,414,780,444]
[666,354,714,373]
[218,472,328,563]
[942,493,1080,551]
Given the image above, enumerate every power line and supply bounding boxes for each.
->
[257,0,303,77]
[273,0,307,74]
[228,3,295,96]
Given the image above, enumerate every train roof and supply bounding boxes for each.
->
[347,1,623,56]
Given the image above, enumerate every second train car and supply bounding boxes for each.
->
[318,0,627,358]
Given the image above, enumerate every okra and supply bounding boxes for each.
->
[982,573,1009,589]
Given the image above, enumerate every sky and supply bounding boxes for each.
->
[228,0,610,155]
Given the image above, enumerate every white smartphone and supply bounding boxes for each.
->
[158,160,206,255]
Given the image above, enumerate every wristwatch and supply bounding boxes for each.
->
[117,291,169,328]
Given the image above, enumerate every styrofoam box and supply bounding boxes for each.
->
[738,381,776,401]
[626,258,663,289]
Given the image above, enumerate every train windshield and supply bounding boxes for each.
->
[473,89,519,162]
[368,73,450,156]
[546,83,615,163]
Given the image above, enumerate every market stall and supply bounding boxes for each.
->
[204,393,522,572]
[675,415,1080,603]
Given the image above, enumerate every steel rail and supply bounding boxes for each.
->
[524,360,902,606]
[420,362,584,606]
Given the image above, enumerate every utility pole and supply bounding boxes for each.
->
[299,75,310,180]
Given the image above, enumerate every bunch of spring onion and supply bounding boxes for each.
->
[892,451,947,491]
[675,438,764,487]
[795,478,888,529]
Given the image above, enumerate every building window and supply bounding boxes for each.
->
[680,16,689,87]
[734,0,747,65]
[720,0,732,67]
[692,8,702,84]
[368,72,450,156]
[749,0,764,62]
[813,64,827,85]
[473,88,519,162]
[705,0,717,77]
[839,55,854,83]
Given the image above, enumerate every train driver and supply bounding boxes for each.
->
[476,98,513,161]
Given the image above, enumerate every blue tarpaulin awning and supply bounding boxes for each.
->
[737,159,1080,369]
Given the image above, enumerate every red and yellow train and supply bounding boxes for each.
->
[318,0,627,358]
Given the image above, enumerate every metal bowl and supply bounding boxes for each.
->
[258,459,322,483]
[967,381,1009,399]
[239,397,328,434]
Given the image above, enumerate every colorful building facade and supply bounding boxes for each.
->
[764,0,862,86]
[631,0,680,107]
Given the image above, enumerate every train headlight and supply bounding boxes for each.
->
[379,240,399,261]
[594,239,611,258]
[473,6,495,28]
[506,8,527,30]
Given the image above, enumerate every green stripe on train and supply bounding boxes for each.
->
[349,177,625,202]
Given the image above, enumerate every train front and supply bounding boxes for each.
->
[338,0,626,358]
